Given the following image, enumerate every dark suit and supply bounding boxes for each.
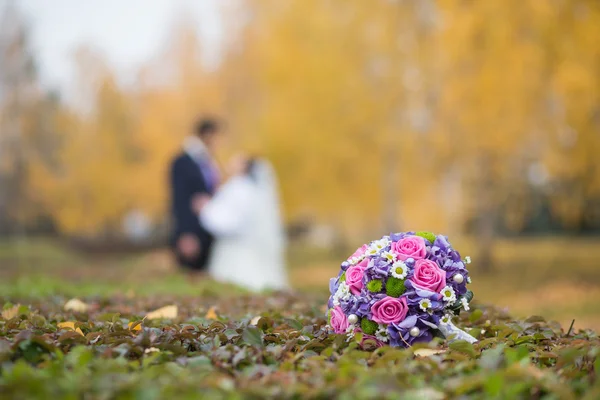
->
[169,152,217,271]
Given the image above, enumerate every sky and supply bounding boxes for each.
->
[14,0,224,99]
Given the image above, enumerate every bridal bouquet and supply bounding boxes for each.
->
[327,231,475,348]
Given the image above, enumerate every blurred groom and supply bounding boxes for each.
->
[169,117,221,274]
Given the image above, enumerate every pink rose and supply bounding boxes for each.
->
[391,235,427,261]
[410,259,447,293]
[371,296,409,324]
[349,244,368,260]
[346,259,368,295]
[358,332,385,350]
[330,306,349,334]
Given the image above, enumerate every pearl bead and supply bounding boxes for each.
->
[348,314,358,324]
[409,327,420,337]
[453,274,464,284]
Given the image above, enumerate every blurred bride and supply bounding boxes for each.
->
[192,155,288,291]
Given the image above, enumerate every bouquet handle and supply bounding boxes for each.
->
[438,321,478,344]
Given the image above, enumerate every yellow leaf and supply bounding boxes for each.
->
[64,298,89,313]
[414,348,446,357]
[128,321,143,332]
[146,305,178,320]
[1,304,20,320]
[205,306,218,320]
[58,321,84,336]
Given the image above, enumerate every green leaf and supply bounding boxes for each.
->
[242,326,264,347]
[515,335,534,345]
[415,231,437,243]
[449,340,477,357]
[469,309,483,323]
[479,344,505,370]
[483,373,504,397]
[285,319,303,330]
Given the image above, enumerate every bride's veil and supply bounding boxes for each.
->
[251,159,286,255]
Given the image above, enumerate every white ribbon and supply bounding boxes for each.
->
[438,321,478,344]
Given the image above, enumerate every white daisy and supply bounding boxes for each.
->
[347,257,360,265]
[419,298,432,312]
[440,286,457,303]
[368,238,390,254]
[460,297,470,311]
[365,247,379,257]
[380,251,396,263]
[466,276,472,284]
[345,326,357,342]
[375,325,389,343]
[464,256,471,264]
[440,314,453,325]
[390,261,408,279]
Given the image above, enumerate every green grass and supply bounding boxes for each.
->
[1,237,599,398]
[2,236,600,330]
[1,293,599,398]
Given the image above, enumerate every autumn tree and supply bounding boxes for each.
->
[0,2,42,233]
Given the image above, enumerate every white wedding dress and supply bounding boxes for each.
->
[200,160,288,291]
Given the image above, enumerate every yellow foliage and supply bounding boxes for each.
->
[63,298,90,313]
[1,304,21,320]
[128,321,143,332]
[146,305,178,320]
[57,321,84,336]
[205,306,218,320]
[11,1,600,239]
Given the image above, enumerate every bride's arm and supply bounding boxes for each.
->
[199,177,253,237]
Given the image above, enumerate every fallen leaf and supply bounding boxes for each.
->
[205,306,218,320]
[250,316,261,325]
[144,347,160,354]
[1,304,20,320]
[58,321,84,336]
[128,321,143,332]
[64,298,89,313]
[403,388,445,400]
[414,348,447,357]
[146,305,178,320]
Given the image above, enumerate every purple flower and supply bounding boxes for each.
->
[388,314,437,347]
[448,250,462,262]
[364,257,391,280]
[340,294,371,318]
[390,231,414,242]
[404,280,443,307]
[329,278,339,296]
[441,261,469,295]
[433,235,451,251]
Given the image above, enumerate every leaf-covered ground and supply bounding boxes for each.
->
[1,292,599,399]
